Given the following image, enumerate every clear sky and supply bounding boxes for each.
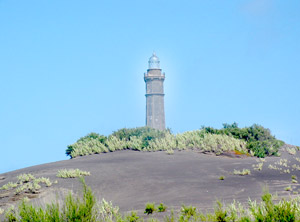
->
[0,0,299,173]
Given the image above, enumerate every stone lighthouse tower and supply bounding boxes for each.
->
[144,53,165,130]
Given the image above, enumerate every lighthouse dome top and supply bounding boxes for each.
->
[148,52,160,69]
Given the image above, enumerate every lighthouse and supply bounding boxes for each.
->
[144,53,165,130]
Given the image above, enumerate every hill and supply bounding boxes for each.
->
[1,144,300,220]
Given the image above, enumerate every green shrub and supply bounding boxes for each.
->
[179,205,197,221]
[157,203,167,212]
[6,183,300,222]
[147,133,176,151]
[249,191,297,222]
[66,127,171,158]
[144,202,156,215]
[124,211,140,222]
[174,130,247,154]
[112,127,169,148]
[200,133,246,155]
[126,136,143,151]
[19,177,96,221]
[105,136,128,152]
[57,169,90,178]
[202,123,284,157]
[285,186,292,191]
[18,200,46,221]
[66,132,107,157]
[219,176,225,180]
[5,206,17,222]
[69,139,109,158]
[6,178,100,222]
[214,201,227,222]
[8,194,60,221]
[63,178,96,222]
[65,124,284,159]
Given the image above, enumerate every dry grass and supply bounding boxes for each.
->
[233,169,251,176]
[0,173,54,196]
[56,169,91,178]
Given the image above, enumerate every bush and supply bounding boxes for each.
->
[124,211,140,222]
[219,176,225,180]
[214,201,227,222]
[69,139,109,158]
[285,186,292,191]
[179,205,197,221]
[125,136,143,151]
[5,184,300,222]
[147,133,176,151]
[202,123,284,157]
[111,127,169,148]
[249,191,297,222]
[66,132,107,157]
[35,177,52,187]
[17,174,35,183]
[175,131,247,155]
[144,202,156,215]
[66,130,247,158]
[157,203,167,212]
[6,178,97,222]
[15,181,41,194]
[57,169,90,178]
[63,178,96,222]
[0,174,53,195]
[66,123,283,159]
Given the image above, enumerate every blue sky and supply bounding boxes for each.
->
[0,0,299,173]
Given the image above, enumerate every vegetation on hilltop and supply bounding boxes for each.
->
[66,133,107,157]
[66,124,284,159]
[111,127,169,148]
[66,127,247,158]
[202,123,284,157]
